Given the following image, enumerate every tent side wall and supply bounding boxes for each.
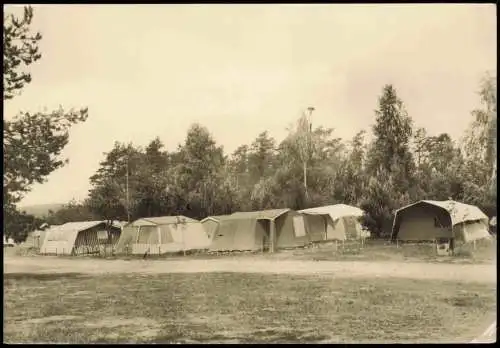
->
[73,226,101,255]
[73,225,122,255]
[326,217,346,241]
[454,220,491,243]
[209,219,237,252]
[40,229,80,255]
[114,226,138,254]
[396,205,452,241]
[209,218,263,252]
[130,222,211,255]
[275,212,309,249]
[177,222,211,250]
[133,225,161,255]
[202,220,218,239]
[342,216,362,239]
[234,219,264,251]
[303,214,327,242]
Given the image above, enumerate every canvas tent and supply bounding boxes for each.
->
[200,215,232,239]
[23,223,53,249]
[40,221,123,255]
[299,204,366,242]
[114,216,210,255]
[3,236,15,247]
[209,209,309,252]
[23,229,47,249]
[391,200,491,243]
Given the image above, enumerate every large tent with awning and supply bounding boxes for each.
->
[40,221,123,255]
[114,216,210,255]
[209,209,309,252]
[391,200,491,243]
[299,204,366,242]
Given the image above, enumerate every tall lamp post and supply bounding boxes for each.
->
[303,106,315,197]
[125,155,130,223]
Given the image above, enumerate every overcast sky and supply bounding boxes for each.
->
[4,4,496,207]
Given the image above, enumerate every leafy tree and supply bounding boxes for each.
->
[3,205,43,243]
[175,124,226,218]
[273,118,346,210]
[462,71,497,198]
[248,131,277,182]
[87,142,142,221]
[3,6,42,100]
[4,108,89,206]
[46,199,96,225]
[363,85,415,237]
[332,130,367,206]
[3,6,88,241]
[133,138,171,218]
[414,133,466,201]
[366,84,414,177]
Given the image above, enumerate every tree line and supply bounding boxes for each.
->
[49,78,496,239]
[3,7,497,242]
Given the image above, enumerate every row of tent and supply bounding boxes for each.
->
[30,200,493,256]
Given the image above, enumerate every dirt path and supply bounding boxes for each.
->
[3,256,496,283]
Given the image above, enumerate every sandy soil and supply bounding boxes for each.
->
[3,255,497,283]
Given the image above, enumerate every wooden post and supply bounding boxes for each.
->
[450,226,455,256]
[183,230,186,256]
[157,226,162,256]
[270,219,276,253]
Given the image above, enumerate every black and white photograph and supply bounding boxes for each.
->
[3,3,496,344]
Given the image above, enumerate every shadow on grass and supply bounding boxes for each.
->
[4,272,87,282]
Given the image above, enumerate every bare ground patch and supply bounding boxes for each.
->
[3,255,496,284]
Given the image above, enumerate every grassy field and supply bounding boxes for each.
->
[273,237,497,264]
[3,272,496,343]
[43,236,494,264]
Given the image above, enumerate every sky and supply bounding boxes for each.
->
[3,4,496,207]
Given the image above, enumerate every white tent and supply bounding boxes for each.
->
[115,216,211,255]
[299,204,366,241]
[40,221,123,255]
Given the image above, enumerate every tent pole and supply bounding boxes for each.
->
[270,219,276,253]
[183,229,186,256]
[450,226,455,256]
[157,227,161,255]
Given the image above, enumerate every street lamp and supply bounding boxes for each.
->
[303,106,315,196]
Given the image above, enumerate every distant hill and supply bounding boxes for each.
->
[18,203,65,218]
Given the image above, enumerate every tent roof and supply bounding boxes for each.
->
[230,208,291,220]
[200,215,233,223]
[57,220,123,232]
[133,215,198,226]
[32,230,43,237]
[299,204,365,220]
[395,200,488,226]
